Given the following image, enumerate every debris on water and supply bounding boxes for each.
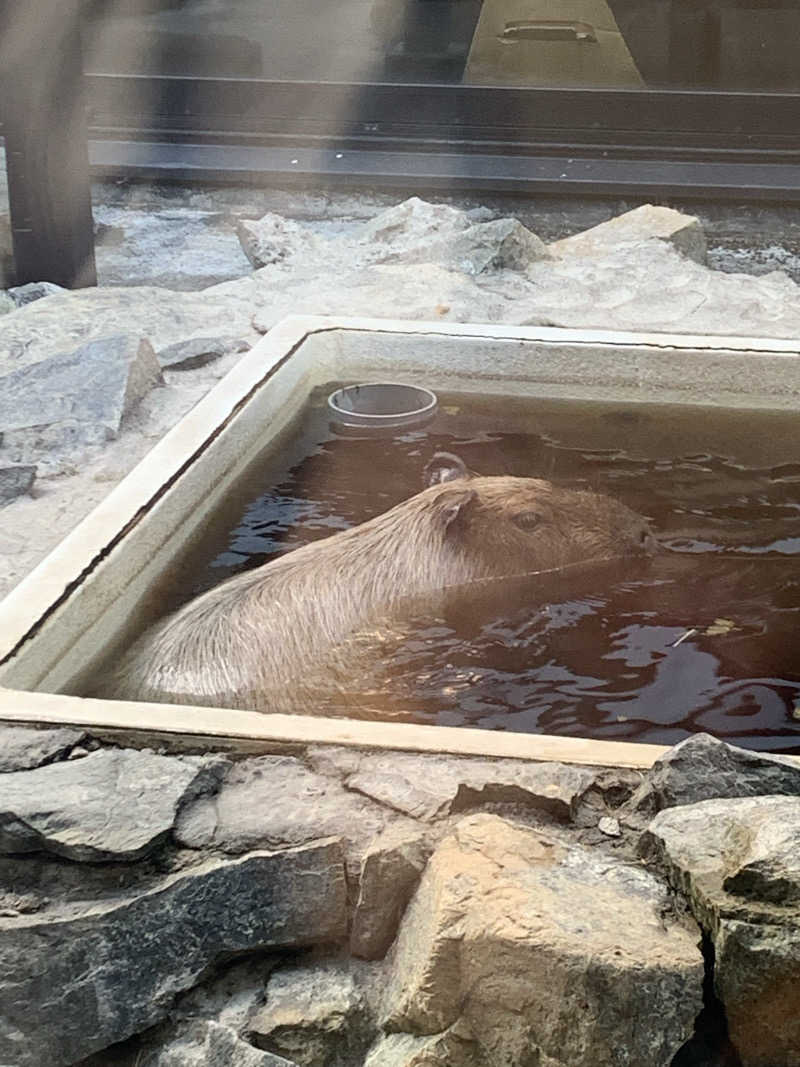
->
[670,628,698,648]
[704,617,738,636]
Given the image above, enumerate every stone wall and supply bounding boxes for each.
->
[1,726,799,1067]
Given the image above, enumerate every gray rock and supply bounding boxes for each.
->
[0,839,348,1067]
[0,284,259,374]
[0,291,15,315]
[640,796,800,1067]
[175,755,414,877]
[0,334,163,438]
[8,281,67,308]
[0,464,35,505]
[363,1023,480,1067]
[384,813,703,1067]
[171,956,278,1033]
[0,747,221,861]
[0,725,85,772]
[361,197,473,249]
[383,217,550,274]
[551,204,707,264]
[345,752,595,822]
[351,824,432,960]
[237,214,319,269]
[626,733,800,817]
[247,959,375,1067]
[136,1020,297,1067]
[156,335,250,370]
[598,816,622,837]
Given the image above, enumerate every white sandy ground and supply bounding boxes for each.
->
[0,349,245,600]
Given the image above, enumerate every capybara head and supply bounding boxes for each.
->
[415,452,657,578]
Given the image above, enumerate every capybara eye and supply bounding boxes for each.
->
[513,511,542,531]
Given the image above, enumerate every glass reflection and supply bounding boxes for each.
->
[80,0,800,91]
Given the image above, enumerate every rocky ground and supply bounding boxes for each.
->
[0,728,799,1066]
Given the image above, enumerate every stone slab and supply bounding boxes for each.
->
[0,725,85,772]
[0,334,162,435]
[175,755,414,877]
[551,204,707,264]
[0,747,220,861]
[0,839,347,1067]
[345,752,596,822]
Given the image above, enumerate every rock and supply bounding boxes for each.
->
[0,285,258,374]
[598,815,622,837]
[0,291,14,315]
[0,890,45,917]
[156,335,250,370]
[237,214,318,269]
[0,748,222,861]
[376,216,549,274]
[361,198,472,249]
[452,218,550,273]
[345,751,595,822]
[171,956,279,1033]
[0,839,348,1067]
[0,334,163,446]
[247,959,374,1066]
[351,825,432,960]
[249,261,509,334]
[383,813,703,1067]
[66,744,90,760]
[640,795,800,1067]
[0,464,36,505]
[0,725,85,772]
[363,1022,480,1067]
[626,733,800,817]
[175,755,413,878]
[135,1020,297,1067]
[551,204,707,264]
[94,220,126,247]
[7,281,67,308]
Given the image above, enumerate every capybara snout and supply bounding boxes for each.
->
[97,455,657,711]
[434,473,657,576]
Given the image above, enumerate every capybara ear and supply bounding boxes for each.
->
[437,487,479,533]
[423,451,471,487]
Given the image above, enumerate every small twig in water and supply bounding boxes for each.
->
[670,628,698,648]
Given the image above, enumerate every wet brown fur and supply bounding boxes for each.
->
[97,474,655,711]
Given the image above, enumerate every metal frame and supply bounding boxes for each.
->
[83,74,800,199]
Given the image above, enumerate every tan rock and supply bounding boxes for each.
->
[551,204,707,264]
[384,813,703,1066]
[351,824,432,960]
[364,1020,480,1067]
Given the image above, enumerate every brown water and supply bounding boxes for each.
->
[185,391,800,752]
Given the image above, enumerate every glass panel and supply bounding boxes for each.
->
[80,0,800,91]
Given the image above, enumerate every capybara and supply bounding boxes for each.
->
[97,454,657,711]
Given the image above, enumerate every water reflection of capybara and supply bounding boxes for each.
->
[97,454,657,712]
